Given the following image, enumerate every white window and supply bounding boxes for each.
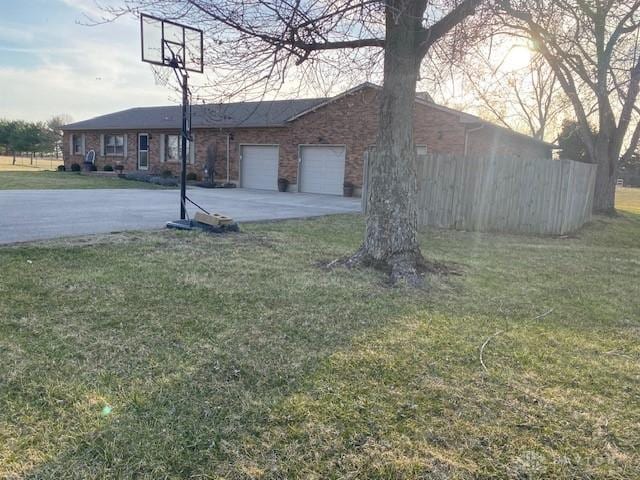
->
[72,134,83,155]
[104,134,125,156]
[164,134,193,163]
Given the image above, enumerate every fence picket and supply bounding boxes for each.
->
[361,152,597,235]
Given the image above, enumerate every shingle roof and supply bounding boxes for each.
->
[62,97,327,131]
[62,83,554,148]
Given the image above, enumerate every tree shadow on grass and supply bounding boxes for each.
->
[17,296,416,478]
[21,304,640,479]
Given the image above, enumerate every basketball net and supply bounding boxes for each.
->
[152,66,172,87]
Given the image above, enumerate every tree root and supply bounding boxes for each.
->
[322,246,460,288]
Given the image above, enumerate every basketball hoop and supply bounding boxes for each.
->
[140,13,203,220]
[140,14,203,74]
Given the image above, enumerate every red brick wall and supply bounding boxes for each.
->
[63,86,551,189]
[63,130,224,180]
[63,131,141,172]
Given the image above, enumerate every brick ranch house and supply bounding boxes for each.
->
[62,83,553,196]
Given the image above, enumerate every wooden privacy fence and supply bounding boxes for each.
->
[362,153,597,235]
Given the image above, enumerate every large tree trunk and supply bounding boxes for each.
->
[592,136,617,214]
[353,1,426,286]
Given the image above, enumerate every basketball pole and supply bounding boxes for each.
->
[180,73,188,220]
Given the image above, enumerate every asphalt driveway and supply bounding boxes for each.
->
[0,188,361,244]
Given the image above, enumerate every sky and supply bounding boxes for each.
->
[0,1,542,131]
[0,0,172,123]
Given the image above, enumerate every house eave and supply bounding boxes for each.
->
[61,124,291,132]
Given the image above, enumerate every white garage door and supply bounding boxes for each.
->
[299,146,346,195]
[241,145,279,190]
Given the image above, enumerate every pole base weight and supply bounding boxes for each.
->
[166,219,240,234]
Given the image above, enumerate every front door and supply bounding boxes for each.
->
[138,133,149,170]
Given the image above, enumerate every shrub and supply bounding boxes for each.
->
[57,165,66,172]
[122,172,179,187]
[70,163,81,172]
[90,164,97,171]
[123,172,152,183]
[186,172,198,181]
[161,169,173,178]
[103,164,114,172]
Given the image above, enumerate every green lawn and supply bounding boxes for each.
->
[1,213,639,479]
[0,171,168,189]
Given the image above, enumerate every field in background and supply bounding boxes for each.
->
[0,213,638,478]
[616,186,640,214]
[0,155,63,172]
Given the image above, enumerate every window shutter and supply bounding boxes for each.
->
[69,135,74,156]
[81,134,86,156]
[99,134,104,156]
[123,134,128,158]
[189,134,195,164]
[160,134,165,162]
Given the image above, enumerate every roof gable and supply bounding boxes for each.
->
[288,82,553,148]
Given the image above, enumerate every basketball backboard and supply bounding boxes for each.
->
[140,13,204,73]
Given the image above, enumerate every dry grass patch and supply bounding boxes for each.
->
[0,155,63,172]
[616,186,640,214]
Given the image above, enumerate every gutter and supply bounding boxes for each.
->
[464,125,484,156]
[217,127,232,184]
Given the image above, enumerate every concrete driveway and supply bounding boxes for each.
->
[0,188,361,244]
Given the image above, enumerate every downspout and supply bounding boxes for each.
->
[464,125,484,156]
[226,133,230,184]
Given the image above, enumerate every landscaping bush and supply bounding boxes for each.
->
[186,172,198,181]
[150,177,180,186]
[103,164,114,172]
[70,163,81,172]
[122,172,179,187]
[57,165,66,172]
[161,169,174,178]
[123,172,152,183]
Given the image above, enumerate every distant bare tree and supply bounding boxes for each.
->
[47,114,73,159]
[496,0,640,213]
[454,43,569,141]
[110,0,487,286]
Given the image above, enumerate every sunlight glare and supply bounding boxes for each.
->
[502,44,532,72]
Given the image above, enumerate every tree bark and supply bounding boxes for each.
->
[592,137,617,214]
[354,1,426,286]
